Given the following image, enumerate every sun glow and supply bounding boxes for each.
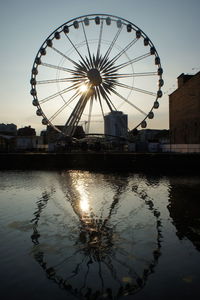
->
[76,181,90,213]
[79,83,88,93]
[80,198,89,213]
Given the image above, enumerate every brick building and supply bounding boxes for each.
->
[169,72,200,144]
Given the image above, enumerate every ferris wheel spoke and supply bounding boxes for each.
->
[64,98,83,132]
[100,26,123,69]
[65,91,83,106]
[64,97,88,136]
[49,91,80,122]
[37,77,86,85]
[96,87,105,118]
[111,88,147,116]
[104,38,138,68]
[76,60,88,73]
[40,62,77,74]
[64,33,90,70]
[105,53,151,73]
[81,21,94,68]
[102,81,116,95]
[103,257,120,283]
[104,71,158,79]
[97,261,104,290]
[93,53,100,69]
[51,46,80,67]
[86,98,94,134]
[114,81,156,96]
[39,82,81,104]
[64,87,92,136]
[99,85,116,111]
[96,19,104,59]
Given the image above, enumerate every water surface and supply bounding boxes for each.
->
[0,171,200,299]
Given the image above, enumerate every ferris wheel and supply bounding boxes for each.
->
[30,14,163,137]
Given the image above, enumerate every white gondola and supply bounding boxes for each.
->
[46,39,53,47]
[144,38,149,46]
[42,118,48,125]
[136,30,141,38]
[54,32,60,39]
[35,57,41,65]
[106,17,111,25]
[30,78,36,85]
[117,19,122,28]
[73,21,79,29]
[127,24,132,32]
[36,109,42,116]
[159,79,164,87]
[84,18,89,26]
[32,99,38,106]
[40,48,46,56]
[158,67,163,75]
[63,25,69,33]
[141,120,147,128]
[154,101,159,109]
[32,68,38,75]
[157,90,163,98]
[30,89,36,96]
[150,46,156,55]
[155,57,160,65]
[95,16,100,25]
[148,111,154,119]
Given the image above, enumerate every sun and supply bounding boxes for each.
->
[79,83,88,93]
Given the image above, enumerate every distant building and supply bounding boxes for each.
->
[16,136,45,151]
[45,125,85,143]
[0,123,17,136]
[169,72,200,144]
[154,130,170,144]
[104,111,128,138]
[17,125,36,136]
[137,129,169,143]
[0,135,16,152]
[135,129,169,152]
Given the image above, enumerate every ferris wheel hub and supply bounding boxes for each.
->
[87,68,102,86]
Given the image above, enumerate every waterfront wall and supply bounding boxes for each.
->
[162,144,200,153]
[0,152,200,174]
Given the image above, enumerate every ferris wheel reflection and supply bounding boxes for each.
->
[30,172,163,299]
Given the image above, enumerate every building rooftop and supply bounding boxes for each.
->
[170,71,200,94]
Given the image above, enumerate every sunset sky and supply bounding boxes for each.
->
[1,0,200,134]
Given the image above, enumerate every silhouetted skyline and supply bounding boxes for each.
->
[1,0,200,134]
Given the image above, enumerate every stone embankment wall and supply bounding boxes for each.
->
[0,153,199,174]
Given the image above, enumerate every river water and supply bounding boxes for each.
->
[0,170,200,300]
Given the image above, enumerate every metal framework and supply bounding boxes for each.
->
[30,14,163,137]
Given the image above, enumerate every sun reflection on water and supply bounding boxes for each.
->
[77,182,90,213]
